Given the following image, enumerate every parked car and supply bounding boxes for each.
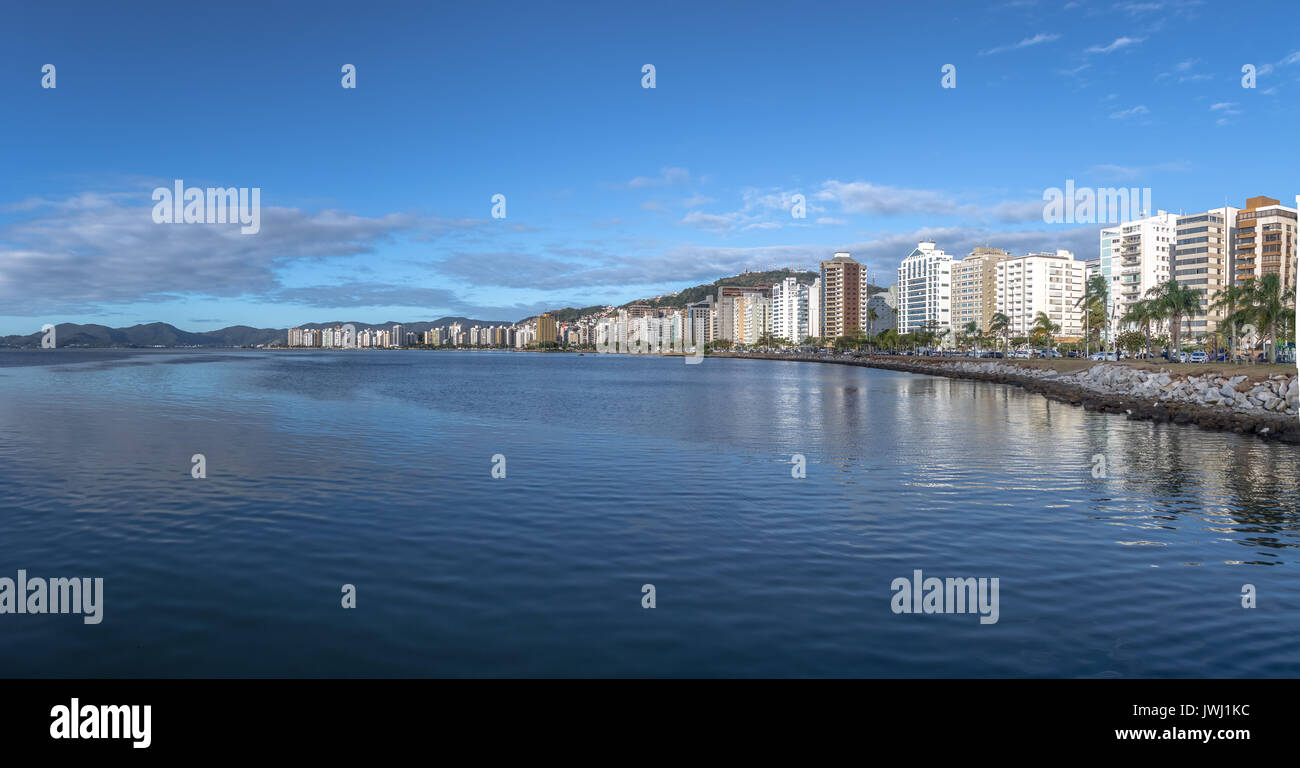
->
[1188,351,1207,363]
[1089,351,1118,361]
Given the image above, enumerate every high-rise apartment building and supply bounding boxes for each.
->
[820,252,867,339]
[537,313,558,344]
[771,276,812,343]
[1174,207,1237,335]
[994,250,1086,339]
[951,247,1010,333]
[1100,211,1178,320]
[740,292,771,345]
[1235,196,1297,292]
[806,277,821,340]
[716,285,771,343]
[896,242,953,337]
[685,297,715,346]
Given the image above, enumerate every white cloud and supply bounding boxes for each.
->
[1086,36,1144,54]
[1086,160,1191,180]
[618,167,694,189]
[0,192,489,314]
[815,181,961,217]
[1108,104,1149,120]
[980,33,1062,56]
[678,211,738,232]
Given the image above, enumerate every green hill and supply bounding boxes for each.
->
[520,269,887,323]
[629,269,887,309]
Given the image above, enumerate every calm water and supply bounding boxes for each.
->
[0,348,1297,677]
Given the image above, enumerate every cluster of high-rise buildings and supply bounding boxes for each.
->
[285,194,1296,353]
[589,259,898,352]
[1096,195,1297,335]
[285,311,605,350]
[890,194,1297,346]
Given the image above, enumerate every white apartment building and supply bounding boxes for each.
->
[896,242,953,338]
[994,250,1086,339]
[1099,211,1178,321]
[771,277,798,342]
[806,277,821,339]
[771,277,811,343]
[742,293,772,345]
[685,297,715,347]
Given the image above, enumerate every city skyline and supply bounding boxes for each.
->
[4,1,1300,336]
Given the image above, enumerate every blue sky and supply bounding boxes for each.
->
[1,0,1297,334]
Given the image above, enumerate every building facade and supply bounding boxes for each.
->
[1235,196,1297,293]
[951,247,1009,333]
[1100,211,1178,322]
[1174,207,1237,335]
[896,242,953,338]
[994,250,1085,340]
[820,252,866,339]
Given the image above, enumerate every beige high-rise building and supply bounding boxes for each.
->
[1175,207,1237,335]
[819,252,866,338]
[1235,196,1297,292]
[952,247,1010,333]
[715,284,772,343]
[537,313,558,344]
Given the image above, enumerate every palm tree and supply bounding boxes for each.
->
[1122,299,1155,360]
[988,312,1010,357]
[1030,312,1060,357]
[867,307,878,337]
[962,321,978,356]
[1145,279,1202,361]
[1210,284,1250,364]
[1075,274,1109,356]
[936,327,951,351]
[1245,274,1296,363]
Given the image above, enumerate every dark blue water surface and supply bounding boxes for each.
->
[0,348,1297,677]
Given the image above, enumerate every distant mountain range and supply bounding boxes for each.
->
[4,270,887,348]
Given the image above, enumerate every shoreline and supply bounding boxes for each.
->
[717,352,1300,445]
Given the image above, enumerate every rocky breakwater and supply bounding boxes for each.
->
[863,357,1299,444]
